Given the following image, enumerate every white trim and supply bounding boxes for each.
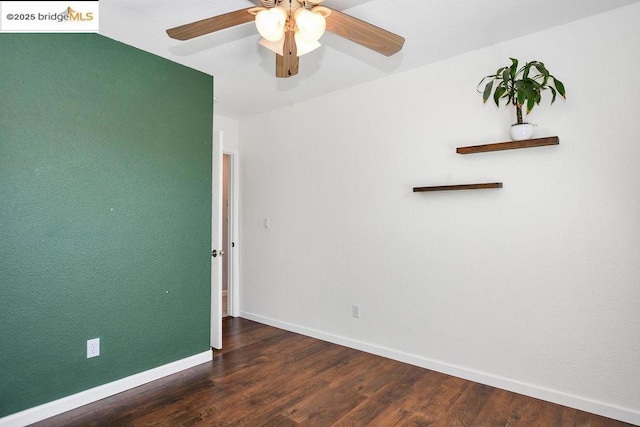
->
[0,351,212,427]
[240,311,640,426]
[223,147,240,318]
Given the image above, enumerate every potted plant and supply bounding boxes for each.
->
[478,58,566,140]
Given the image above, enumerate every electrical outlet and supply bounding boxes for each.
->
[352,304,360,318]
[263,217,270,229]
[87,338,100,358]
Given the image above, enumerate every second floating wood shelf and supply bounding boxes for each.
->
[413,182,503,192]
[457,136,559,154]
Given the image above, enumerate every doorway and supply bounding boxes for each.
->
[211,130,239,348]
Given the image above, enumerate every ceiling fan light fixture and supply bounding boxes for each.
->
[293,8,326,42]
[255,6,287,42]
[294,32,321,56]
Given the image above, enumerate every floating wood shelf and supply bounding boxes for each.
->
[456,136,559,154]
[413,182,503,192]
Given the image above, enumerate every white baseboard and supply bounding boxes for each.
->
[0,350,213,427]
[240,311,640,426]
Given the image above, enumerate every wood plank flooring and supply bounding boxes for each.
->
[35,318,634,426]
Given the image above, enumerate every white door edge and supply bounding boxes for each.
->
[210,130,223,349]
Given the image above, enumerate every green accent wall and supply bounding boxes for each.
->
[0,34,213,417]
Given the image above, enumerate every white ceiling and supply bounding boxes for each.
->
[99,0,639,120]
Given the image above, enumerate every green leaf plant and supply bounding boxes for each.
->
[478,58,566,125]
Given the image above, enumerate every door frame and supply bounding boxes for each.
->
[211,133,241,349]
[223,148,240,318]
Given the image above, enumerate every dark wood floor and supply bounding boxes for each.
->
[36,317,633,426]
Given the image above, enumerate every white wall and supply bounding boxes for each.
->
[238,4,640,423]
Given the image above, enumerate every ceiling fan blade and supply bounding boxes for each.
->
[166,7,255,41]
[276,31,299,78]
[324,8,404,56]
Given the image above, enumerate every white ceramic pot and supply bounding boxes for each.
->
[510,123,535,141]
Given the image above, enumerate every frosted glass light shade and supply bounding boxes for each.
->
[255,7,287,42]
[294,32,321,56]
[260,34,319,57]
[294,8,326,42]
[258,36,285,56]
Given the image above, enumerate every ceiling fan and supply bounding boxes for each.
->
[166,0,405,78]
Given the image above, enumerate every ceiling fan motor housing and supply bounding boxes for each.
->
[262,0,316,12]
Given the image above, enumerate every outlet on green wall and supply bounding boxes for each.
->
[0,34,213,417]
